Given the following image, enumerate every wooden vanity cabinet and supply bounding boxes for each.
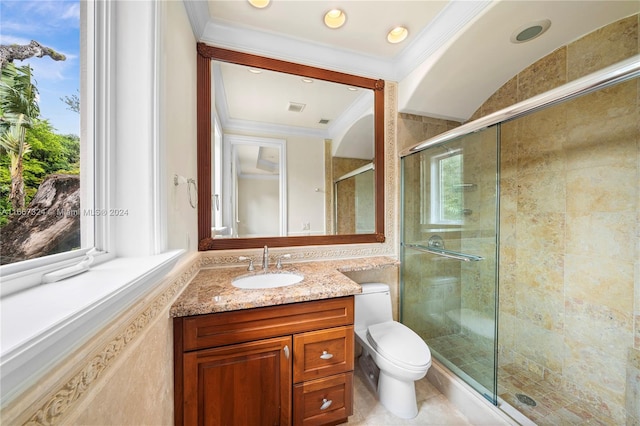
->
[174,296,355,426]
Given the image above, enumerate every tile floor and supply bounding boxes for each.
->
[426,332,618,426]
[343,362,472,425]
[498,364,617,426]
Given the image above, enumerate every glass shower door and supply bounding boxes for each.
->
[400,125,499,403]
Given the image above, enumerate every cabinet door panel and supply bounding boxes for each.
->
[184,336,292,426]
[293,326,354,383]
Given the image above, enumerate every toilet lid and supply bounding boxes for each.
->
[366,321,431,369]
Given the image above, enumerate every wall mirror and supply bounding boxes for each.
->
[197,43,385,250]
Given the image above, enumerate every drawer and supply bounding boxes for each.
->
[180,297,353,351]
[293,326,354,383]
[293,372,353,426]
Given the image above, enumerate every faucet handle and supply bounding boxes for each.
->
[238,256,255,271]
[276,254,291,269]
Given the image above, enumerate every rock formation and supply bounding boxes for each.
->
[1,174,80,265]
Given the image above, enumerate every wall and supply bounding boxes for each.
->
[286,134,325,236]
[475,15,638,424]
[238,176,279,236]
[164,1,198,251]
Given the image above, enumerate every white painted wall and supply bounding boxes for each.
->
[164,1,198,251]
[238,177,279,237]
[286,135,325,235]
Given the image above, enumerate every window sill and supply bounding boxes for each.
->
[0,249,184,404]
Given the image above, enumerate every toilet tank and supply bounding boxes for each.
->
[354,283,393,331]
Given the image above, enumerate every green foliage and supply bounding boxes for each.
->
[0,121,79,225]
[0,62,79,226]
[0,63,40,132]
[440,154,464,222]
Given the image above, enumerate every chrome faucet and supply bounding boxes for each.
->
[262,245,269,270]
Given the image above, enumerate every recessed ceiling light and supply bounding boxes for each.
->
[387,26,408,44]
[347,87,358,91]
[324,9,346,29]
[248,0,270,8]
[301,78,314,83]
[511,19,551,43]
[248,68,262,74]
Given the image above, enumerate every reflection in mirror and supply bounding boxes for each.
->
[212,60,374,239]
[197,43,385,250]
[334,164,375,234]
[218,135,287,238]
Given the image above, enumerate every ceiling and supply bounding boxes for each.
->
[184,0,639,122]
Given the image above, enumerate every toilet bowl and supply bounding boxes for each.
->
[354,283,431,419]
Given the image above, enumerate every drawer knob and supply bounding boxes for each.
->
[320,398,333,410]
[320,350,333,360]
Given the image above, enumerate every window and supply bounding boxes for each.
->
[0,1,83,265]
[426,149,464,225]
[1,1,181,403]
[0,1,115,296]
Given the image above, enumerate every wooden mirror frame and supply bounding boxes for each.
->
[197,43,385,250]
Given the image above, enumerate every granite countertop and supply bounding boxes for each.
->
[170,256,398,317]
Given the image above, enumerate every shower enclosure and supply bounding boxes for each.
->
[334,163,375,234]
[400,55,639,425]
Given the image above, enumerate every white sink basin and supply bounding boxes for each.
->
[232,272,304,289]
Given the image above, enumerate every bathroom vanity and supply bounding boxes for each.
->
[171,257,397,426]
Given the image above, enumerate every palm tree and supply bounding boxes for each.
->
[0,63,40,210]
[0,114,30,210]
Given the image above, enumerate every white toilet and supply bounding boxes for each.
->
[354,283,432,419]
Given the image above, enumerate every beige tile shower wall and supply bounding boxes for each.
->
[333,157,370,234]
[481,14,639,424]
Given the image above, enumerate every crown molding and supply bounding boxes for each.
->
[201,19,394,80]
[191,0,492,82]
[182,0,209,40]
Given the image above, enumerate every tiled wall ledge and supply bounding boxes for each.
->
[1,249,397,425]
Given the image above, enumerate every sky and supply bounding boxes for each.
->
[0,0,80,136]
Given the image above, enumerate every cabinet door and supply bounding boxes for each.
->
[183,336,292,426]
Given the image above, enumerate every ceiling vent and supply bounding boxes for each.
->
[318,118,330,124]
[288,102,306,112]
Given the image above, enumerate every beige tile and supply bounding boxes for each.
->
[517,48,567,101]
[567,15,638,79]
[565,254,634,313]
[566,164,636,213]
[345,363,472,426]
[565,211,636,261]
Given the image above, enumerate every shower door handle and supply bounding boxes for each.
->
[404,243,484,262]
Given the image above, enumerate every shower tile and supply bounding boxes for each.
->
[562,339,627,421]
[515,286,564,332]
[518,47,567,101]
[515,247,564,295]
[516,211,565,252]
[516,170,566,213]
[513,319,564,372]
[565,211,636,261]
[566,165,636,213]
[564,296,633,362]
[567,15,638,79]
[626,348,640,425]
[478,75,518,118]
[565,254,634,313]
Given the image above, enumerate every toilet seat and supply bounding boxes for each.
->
[366,321,431,371]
